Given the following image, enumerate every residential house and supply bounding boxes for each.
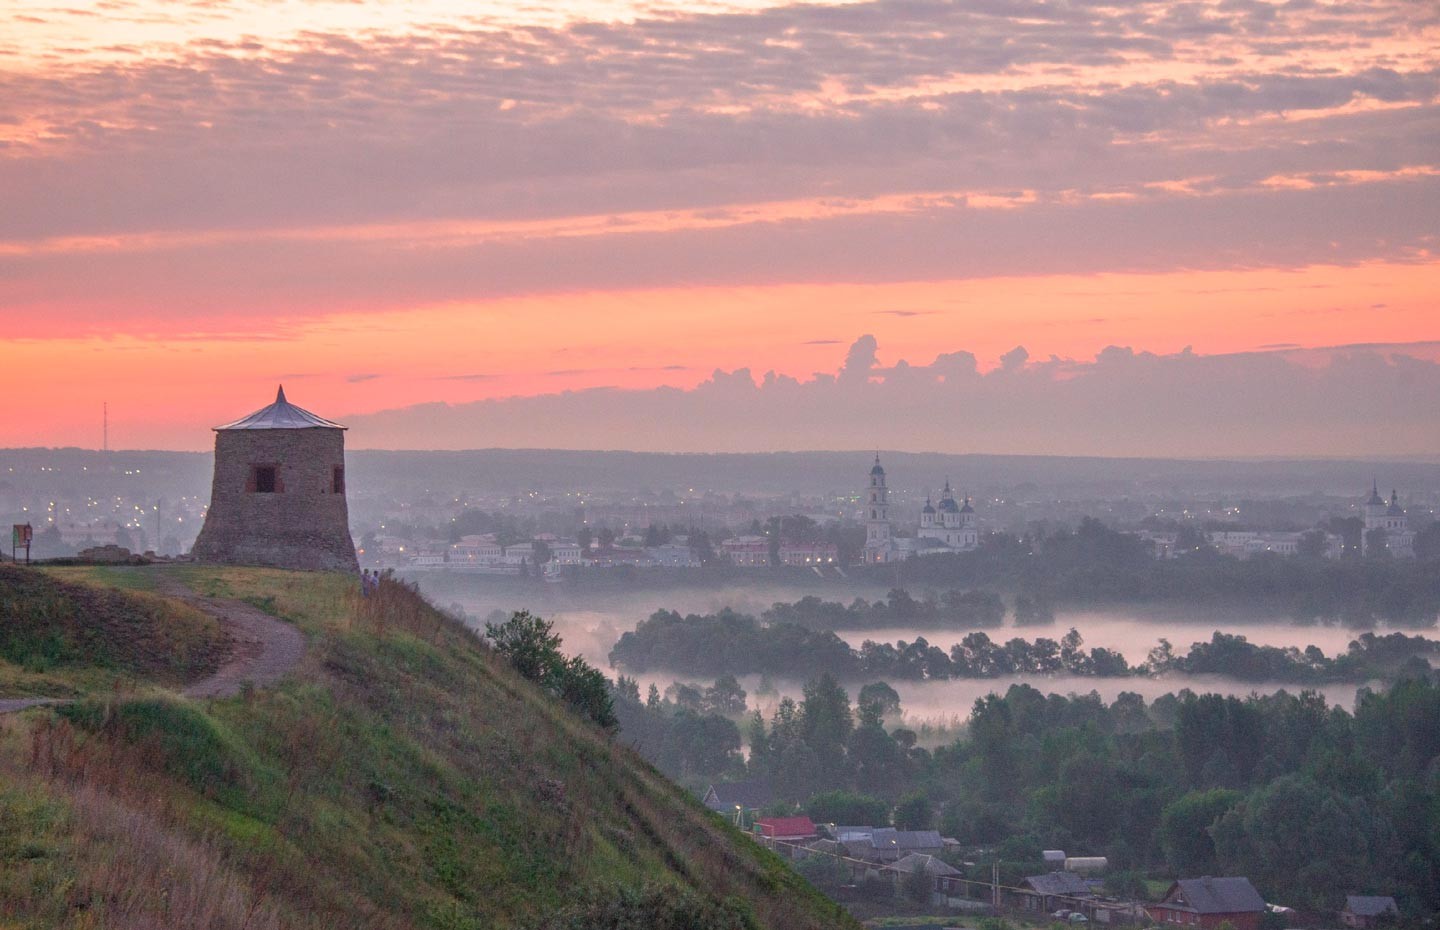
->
[890,854,963,905]
[701,779,773,816]
[835,827,944,863]
[755,816,817,856]
[1342,896,1398,929]
[1149,877,1267,930]
[1018,871,1094,913]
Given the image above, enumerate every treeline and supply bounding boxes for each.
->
[929,678,1440,914]
[608,606,1440,684]
[886,518,1440,627]
[765,588,1037,630]
[609,676,748,785]
[718,671,1440,915]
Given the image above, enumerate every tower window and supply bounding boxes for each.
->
[252,465,277,493]
[332,466,345,494]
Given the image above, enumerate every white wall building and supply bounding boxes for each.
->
[1364,481,1415,557]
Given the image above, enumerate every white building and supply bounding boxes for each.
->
[1364,481,1415,557]
[917,480,979,551]
[862,455,898,564]
[450,534,504,564]
[549,541,584,565]
[647,542,701,568]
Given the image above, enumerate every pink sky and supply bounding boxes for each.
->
[2,0,1437,452]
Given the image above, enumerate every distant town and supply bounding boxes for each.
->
[4,449,1433,574]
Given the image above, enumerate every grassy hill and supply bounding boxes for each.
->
[0,564,228,698]
[0,565,856,930]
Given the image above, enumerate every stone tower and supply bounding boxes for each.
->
[862,453,893,564]
[191,386,359,572]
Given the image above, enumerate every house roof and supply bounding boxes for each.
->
[756,816,816,837]
[1169,878,1266,914]
[215,386,346,431]
[1346,896,1398,917]
[892,858,961,881]
[704,779,773,811]
[836,827,944,850]
[1025,872,1093,897]
[893,853,961,877]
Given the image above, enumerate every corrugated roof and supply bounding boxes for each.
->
[215,386,346,431]
[893,853,961,877]
[1346,896,1398,917]
[1026,872,1093,897]
[756,816,816,837]
[1173,877,1266,914]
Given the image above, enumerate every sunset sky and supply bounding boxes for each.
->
[2,0,1437,452]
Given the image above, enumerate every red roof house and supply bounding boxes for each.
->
[755,816,818,841]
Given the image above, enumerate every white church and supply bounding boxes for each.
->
[1363,480,1415,557]
[861,455,981,564]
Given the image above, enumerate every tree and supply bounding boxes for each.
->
[800,674,854,787]
[893,792,932,830]
[665,682,705,712]
[485,610,617,730]
[577,526,593,552]
[558,655,618,730]
[1297,529,1331,560]
[485,610,563,682]
[703,675,748,716]
[1159,788,1242,875]
[1413,521,1440,560]
[1365,527,1390,559]
[858,681,901,719]
[806,790,889,826]
[1210,774,1392,910]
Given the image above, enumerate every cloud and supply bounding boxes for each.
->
[0,0,1434,340]
[346,373,381,383]
[341,336,1440,457]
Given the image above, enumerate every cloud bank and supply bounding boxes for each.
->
[343,337,1440,457]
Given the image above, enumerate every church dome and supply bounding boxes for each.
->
[937,497,960,513]
[870,454,885,476]
[922,499,936,514]
[1387,492,1405,516]
[959,498,974,514]
[215,386,346,431]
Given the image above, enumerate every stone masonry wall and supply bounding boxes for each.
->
[192,428,359,573]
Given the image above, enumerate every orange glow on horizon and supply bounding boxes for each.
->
[6,260,1437,450]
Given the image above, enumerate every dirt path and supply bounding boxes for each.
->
[159,579,306,700]
[1,577,306,713]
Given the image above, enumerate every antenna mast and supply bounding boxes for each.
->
[103,402,109,452]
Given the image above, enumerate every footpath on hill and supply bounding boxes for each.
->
[0,573,305,713]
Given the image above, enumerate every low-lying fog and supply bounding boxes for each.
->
[413,575,1397,718]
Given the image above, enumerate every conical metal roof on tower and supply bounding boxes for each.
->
[214,386,346,431]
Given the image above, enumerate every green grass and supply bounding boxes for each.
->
[0,565,857,930]
[0,565,227,697]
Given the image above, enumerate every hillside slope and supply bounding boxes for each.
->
[0,565,855,930]
[0,564,228,698]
